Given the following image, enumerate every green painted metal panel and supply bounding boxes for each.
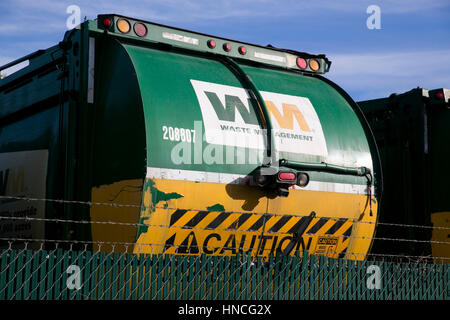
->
[120,43,376,187]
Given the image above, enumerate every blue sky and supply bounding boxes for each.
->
[1,0,449,101]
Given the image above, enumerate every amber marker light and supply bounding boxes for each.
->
[117,19,131,33]
[309,59,320,71]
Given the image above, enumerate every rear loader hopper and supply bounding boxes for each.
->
[0,15,381,260]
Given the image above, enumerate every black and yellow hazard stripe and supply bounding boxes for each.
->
[162,209,353,258]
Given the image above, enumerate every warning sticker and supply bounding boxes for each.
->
[315,236,339,255]
[157,209,349,258]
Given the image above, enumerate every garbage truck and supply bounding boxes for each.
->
[0,14,381,260]
[359,88,450,263]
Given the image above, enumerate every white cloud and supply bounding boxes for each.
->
[326,50,450,100]
[2,0,449,29]
[2,1,449,100]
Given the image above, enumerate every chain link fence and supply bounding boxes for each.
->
[0,242,448,300]
[0,194,449,300]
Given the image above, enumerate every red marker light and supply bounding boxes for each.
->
[102,18,112,28]
[296,57,307,69]
[238,46,247,55]
[207,39,216,49]
[134,23,147,37]
[278,172,296,181]
[223,43,231,52]
[435,92,444,100]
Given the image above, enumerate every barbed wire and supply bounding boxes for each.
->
[0,213,449,247]
[0,237,449,262]
[1,194,449,231]
[2,194,449,267]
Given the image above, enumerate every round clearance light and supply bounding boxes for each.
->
[102,18,112,28]
[435,92,444,100]
[223,43,231,52]
[296,57,307,69]
[309,59,320,71]
[207,39,216,49]
[238,46,247,55]
[134,23,147,37]
[296,172,310,187]
[117,19,131,33]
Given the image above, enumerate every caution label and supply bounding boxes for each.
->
[158,209,352,258]
[317,237,338,246]
[315,237,339,255]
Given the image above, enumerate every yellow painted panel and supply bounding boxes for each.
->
[431,212,450,264]
[90,179,143,252]
[134,178,378,260]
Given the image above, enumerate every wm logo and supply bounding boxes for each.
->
[190,79,328,157]
[204,91,311,131]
